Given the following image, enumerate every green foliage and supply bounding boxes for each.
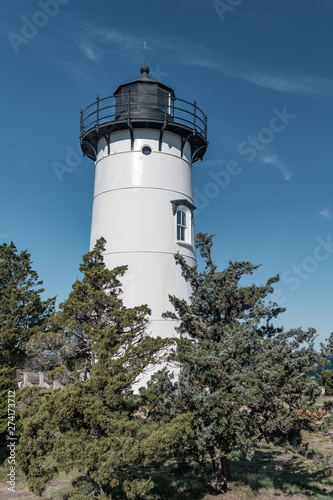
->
[320,370,333,396]
[17,238,191,499]
[158,233,332,493]
[13,235,333,497]
[143,413,195,466]
[0,242,54,443]
[0,242,54,368]
[66,476,109,499]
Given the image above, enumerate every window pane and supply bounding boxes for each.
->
[176,209,187,241]
[177,226,185,241]
[177,211,182,224]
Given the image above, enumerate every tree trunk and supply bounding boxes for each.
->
[215,456,231,493]
[221,456,231,482]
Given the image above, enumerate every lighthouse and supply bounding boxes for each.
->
[80,65,208,342]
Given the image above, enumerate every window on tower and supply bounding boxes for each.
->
[177,210,186,241]
[142,145,152,155]
[171,199,196,246]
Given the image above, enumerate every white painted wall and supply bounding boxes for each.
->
[90,128,196,342]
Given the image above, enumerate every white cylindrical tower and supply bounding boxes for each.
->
[80,65,208,339]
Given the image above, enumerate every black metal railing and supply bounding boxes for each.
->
[80,92,207,141]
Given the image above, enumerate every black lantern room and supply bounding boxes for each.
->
[80,66,208,162]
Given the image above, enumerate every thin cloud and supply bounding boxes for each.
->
[261,154,292,181]
[77,41,101,63]
[155,37,333,97]
[73,27,333,98]
[77,26,142,59]
[319,208,333,219]
[177,55,333,97]
[237,71,333,96]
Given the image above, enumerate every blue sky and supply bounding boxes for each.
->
[1,0,332,347]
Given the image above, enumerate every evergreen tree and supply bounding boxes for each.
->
[17,239,193,499]
[0,242,54,442]
[160,233,332,493]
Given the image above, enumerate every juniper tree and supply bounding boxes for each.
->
[17,238,194,499]
[0,242,54,442]
[160,233,332,493]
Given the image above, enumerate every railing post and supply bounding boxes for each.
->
[164,93,167,121]
[96,95,99,127]
[111,96,115,121]
[128,91,130,118]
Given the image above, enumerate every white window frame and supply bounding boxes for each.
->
[171,199,195,246]
[177,208,187,242]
